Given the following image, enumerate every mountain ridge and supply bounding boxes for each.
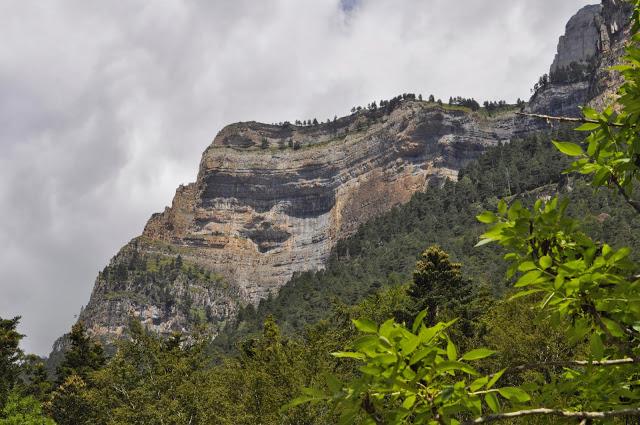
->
[51,0,633,356]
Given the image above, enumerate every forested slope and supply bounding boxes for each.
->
[216,126,640,350]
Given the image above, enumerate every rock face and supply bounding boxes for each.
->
[59,0,632,350]
[550,4,603,76]
[529,0,632,117]
[79,103,535,343]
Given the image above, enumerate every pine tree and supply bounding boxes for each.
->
[55,322,105,386]
[0,316,23,410]
[405,246,472,326]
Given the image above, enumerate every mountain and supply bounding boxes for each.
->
[52,0,633,354]
[531,0,631,115]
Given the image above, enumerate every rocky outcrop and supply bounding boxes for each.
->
[550,4,603,76]
[56,0,632,351]
[529,0,632,116]
[78,102,536,344]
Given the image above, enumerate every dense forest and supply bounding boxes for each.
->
[215,129,640,351]
[3,118,639,423]
[3,2,640,423]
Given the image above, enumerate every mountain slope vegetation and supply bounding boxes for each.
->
[216,127,640,351]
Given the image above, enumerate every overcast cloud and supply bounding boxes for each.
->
[0,0,591,355]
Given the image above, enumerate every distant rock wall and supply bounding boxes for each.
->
[78,102,538,344]
[59,0,633,351]
[530,0,632,116]
[550,4,603,76]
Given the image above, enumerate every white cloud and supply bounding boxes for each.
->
[0,0,592,354]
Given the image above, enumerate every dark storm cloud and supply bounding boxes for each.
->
[0,0,592,354]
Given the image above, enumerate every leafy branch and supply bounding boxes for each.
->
[497,357,640,375]
[464,407,640,424]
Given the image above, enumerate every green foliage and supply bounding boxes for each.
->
[467,2,640,419]
[8,5,640,424]
[477,197,639,349]
[218,128,640,351]
[0,317,23,410]
[18,354,53,402]
[85,322,210,425]
[0,391,55,425]
[288,314,527,425]
[290,3,640,422]
[404,246,473,326]
[46,375,94,425]
[202,317,337,424]
[55,322,105,386]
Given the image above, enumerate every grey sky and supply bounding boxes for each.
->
[0,0,591,355]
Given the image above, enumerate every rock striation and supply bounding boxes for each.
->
[79,102,535,343]
[55,0,633,351]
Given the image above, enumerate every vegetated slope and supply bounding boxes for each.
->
[76,98,534,346]
[52,0,632,356]
[216,127,640,350]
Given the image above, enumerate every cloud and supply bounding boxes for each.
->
[0,0,591,355]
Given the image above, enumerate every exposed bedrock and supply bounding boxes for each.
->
[140,103,529,306]
[66,0,633,348]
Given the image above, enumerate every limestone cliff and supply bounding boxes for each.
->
[59,0,632,349]
[529,0,632,116]
[79,102,535,342]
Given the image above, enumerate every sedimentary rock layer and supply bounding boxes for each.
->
[68,0,632,347]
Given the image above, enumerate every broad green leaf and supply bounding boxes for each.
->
[592,167,611,186]
[400,334,420,355]
[470,376,489,392]
[446,338,457,361]
[486,369,506,390]
[497,387,530,403]
[461,348,497,361]
[353,335,379,351]
[352,318,377,334]
[485,392,500,413]
[475,238,494,247]
[476,211,496,224]
[379,318,395,338]
[601,317,625,338]
[359,365,382,375]
[508,289,544,301]
[412,309,428,333]
[281,395,316,410]
[590,333,604,359]
[409,347,436,366]
[517,261,537,272]
[497,199,507,215]
[436,361,479,376]
[581,107,599,120]
[418,325,439,344]
[574,122,600,131]
[378,335,392,348]
[539,256,552,270]
[609,247,631,264]
[515,270,543,287]
[610,64,633,72]
[552,141,584,156]
[372,353,397,365]
[402,395,416,409]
